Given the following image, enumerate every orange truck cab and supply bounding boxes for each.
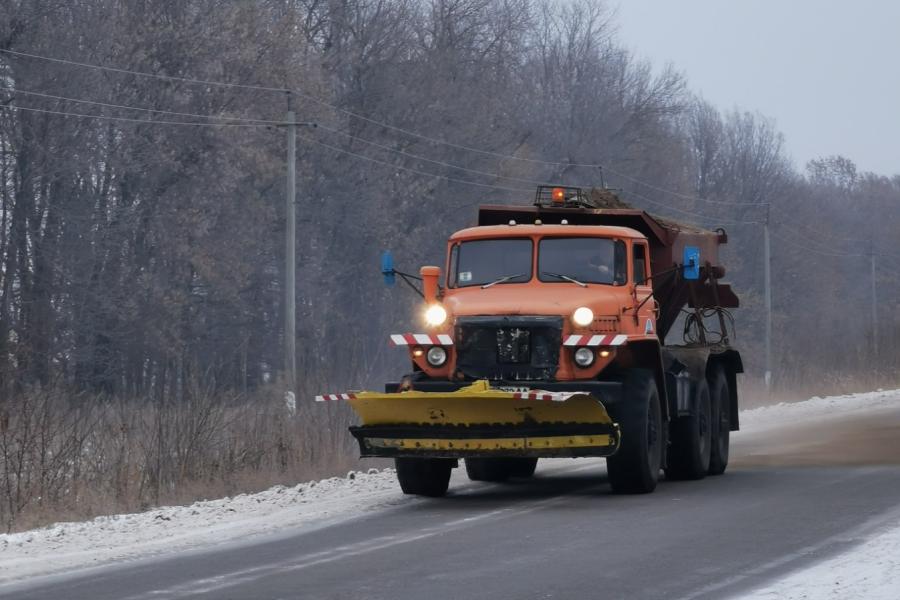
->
[325,187,743,497]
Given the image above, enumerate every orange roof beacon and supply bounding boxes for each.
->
[317,186,742,497]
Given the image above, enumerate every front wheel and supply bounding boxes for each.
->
[606,369,663,494]
[395,458,453,497]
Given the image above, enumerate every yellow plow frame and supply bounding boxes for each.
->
[337,381,620,459]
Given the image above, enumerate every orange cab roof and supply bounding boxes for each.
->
[449,223,646,241]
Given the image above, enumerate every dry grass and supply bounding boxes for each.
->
[0,381,369,533]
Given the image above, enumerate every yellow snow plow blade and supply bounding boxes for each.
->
[327,380,620,459]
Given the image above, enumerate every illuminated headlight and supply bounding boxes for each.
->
[574,347,595,367]
[572,306,594,327]
[425,304,448,327]
[426,346,448,367]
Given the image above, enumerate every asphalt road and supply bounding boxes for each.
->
[6,407,900,600]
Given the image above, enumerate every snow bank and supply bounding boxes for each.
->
[0,469,406,584]
[738,388,900,433]
[738,517,900,600]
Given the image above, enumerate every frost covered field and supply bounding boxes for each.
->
[1,389,898,598]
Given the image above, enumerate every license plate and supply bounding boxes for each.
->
[497,386,531,393]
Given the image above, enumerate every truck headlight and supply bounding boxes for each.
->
[426,346,448,367]
[425,304,447,327]
[572,306,594,327]
[574,347,595,367]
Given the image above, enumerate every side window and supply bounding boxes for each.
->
[633,243,648,285]
[447,244,459,288]
[613,240,627,285]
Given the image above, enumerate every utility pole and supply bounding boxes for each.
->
[763,205,772,394]
[870,244,878,360]
[285,97,297,394]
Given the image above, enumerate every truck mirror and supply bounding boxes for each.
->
[381,250,395,287]
[683,246,701,280]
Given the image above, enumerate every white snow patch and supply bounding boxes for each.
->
[737,518,900,600]
[738,388,900,435]
[0,468,406,584]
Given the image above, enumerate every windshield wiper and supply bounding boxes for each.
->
[481,273,526,289]
[541,271,588,287]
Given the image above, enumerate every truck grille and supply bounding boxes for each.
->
[455,316,563,381]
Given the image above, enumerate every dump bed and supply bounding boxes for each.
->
[477,202,738,340]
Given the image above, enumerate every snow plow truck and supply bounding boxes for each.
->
[316,186,743,497]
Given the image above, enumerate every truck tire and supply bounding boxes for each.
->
[395,458,453,497]
[606,369,663,494]
[665,379,712,480]
[465,457,538,481]
[707,367,730,475]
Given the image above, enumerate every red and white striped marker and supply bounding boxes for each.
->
[314,393,357,402]
[512,390,583,402]
[390,333,453,346]
[563,334,627,347]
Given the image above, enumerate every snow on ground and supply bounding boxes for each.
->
[738,388,900,434]
[0,388,898,588]
[0,469,407,584]
[737,516,900,600]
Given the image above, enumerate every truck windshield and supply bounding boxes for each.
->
[538,237,626,285]
[452,239,532,287]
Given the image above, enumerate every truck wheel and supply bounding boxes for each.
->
[606,369,662,494]
[708,367,730,475]
[665,379,712,480]
[395,458,453,497]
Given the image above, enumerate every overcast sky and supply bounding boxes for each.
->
[614,0,900,177]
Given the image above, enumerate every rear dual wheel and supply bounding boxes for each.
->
[707,366,731,475]
[665,380,712,480]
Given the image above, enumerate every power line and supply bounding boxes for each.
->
[0,85,571,190]
[3,44,567,167]
[769,229,866,258]
[314,122,574,189]
[2,83,591,188]
[0,47,792,214]
[622,188,763,227]
[773,221,865,256]
[7,49,900,254]
[0,47,289,93]
[773,212,900,260]
[297,130,532,194]
[0,103,274,128]
[603,165,767,206]
[0,84,286,124]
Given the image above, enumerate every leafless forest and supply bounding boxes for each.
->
[1,1,898,531]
